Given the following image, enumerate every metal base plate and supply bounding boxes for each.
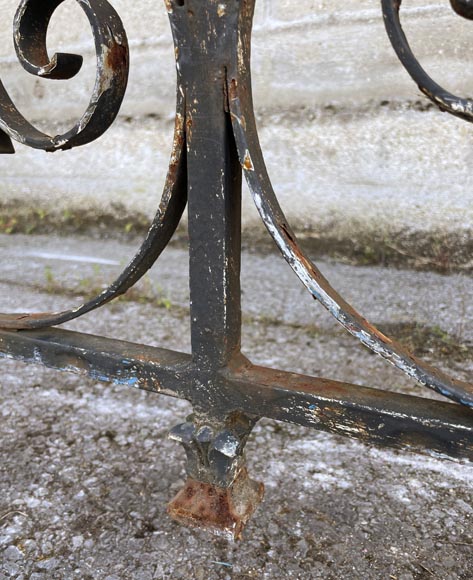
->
[167,469,264,540]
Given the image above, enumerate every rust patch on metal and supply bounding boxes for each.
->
[243,150,253,171]
[228,78,238,104]
[105,42,128,75]
[167,468,264,540]
[280,222,321,280]
[186,116,193,140]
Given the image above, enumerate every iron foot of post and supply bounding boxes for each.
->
[167,413,264,539]
[167,468,264,540]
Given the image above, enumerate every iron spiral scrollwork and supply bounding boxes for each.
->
[0,0,188,331]
[382,0,473,122]
[0,0,130,152]
[0,1,471,418]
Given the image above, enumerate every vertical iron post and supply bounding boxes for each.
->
[166,1,264,538]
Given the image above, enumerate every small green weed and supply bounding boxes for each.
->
[40,264,173,311]
[377,321,472,362]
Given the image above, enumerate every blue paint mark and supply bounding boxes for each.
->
[211,561,232,568]
[90,372,110,383]
[309,404,317,411]
[89,371,139,387]
[112,376,139,387]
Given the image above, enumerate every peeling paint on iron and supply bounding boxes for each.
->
[0,124,26,145]
[229,83,473,408]
[243,150,254,171]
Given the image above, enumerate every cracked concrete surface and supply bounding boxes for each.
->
[0,234,472,579]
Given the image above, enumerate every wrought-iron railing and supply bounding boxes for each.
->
[0,0,472,539]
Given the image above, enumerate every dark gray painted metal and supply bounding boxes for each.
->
[0,327,472,461]
[0,328,192,399]
[450,0,473,20]
[169,0,243,370]
[0,0,472,533]
[0,0,129,151]
[169,414,257,487]
[382,0,473,123]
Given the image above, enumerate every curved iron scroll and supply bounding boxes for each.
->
[382,0,473,122]
[226,1,473,408]
[0,0,129,152]
[0,1,188,328]
[0,98,187,329]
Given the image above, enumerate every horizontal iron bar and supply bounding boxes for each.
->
[0,327,192,399]
[0,328,472,460]
[224,366,473,461]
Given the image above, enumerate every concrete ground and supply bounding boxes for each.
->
[0,233,472,579]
